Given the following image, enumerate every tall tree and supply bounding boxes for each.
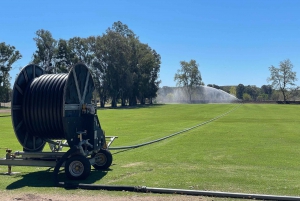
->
[267,59,297,102]
[236,84,245,99]
[32,29,57,73]
[92,35,110,107]
[93,21,161,107]
[95,30,130,107]
[229,86,236,96]
[0,42,22,104]
[110,21,139,106]
[261,85,273,100]
[68,36,94,66]
[136,44,161,104]
[244,85,259,101]
[147,49,161,104]
[174,59,204,102]
[55,39,73,73]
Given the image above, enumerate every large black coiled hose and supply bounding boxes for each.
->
[23,74,68,139]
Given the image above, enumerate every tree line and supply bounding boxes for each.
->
[229,59,300,102]
[208,59,299,102]
[171,58,299,103]
[0,21,161,107]
[0,42,22,104]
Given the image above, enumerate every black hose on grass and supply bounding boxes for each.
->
[46,104,243,151]
[109,104,243,150]
[0,115,11,117]
[46,104,242,151]
[57,182,300,201]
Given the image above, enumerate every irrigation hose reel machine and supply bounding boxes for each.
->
[3,63,114,180]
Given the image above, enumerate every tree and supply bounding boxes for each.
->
[30,22,161,108]
[229,86,236,96]
[92,21,161,107]
[94,29,131,107]
[261,85,273,100]
[68,36,94,66]
[236,84,245,99]
[0,42,22,104]
[135,43,161,105]
[267,59,297,102]
[243,93,252,101]
[32,29,57,73]
[244,85,259,101]
[174,59,204,102]
[55,39,73,73]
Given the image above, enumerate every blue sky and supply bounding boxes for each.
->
[1,0,299,88]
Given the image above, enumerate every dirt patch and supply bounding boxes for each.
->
[0,109,10,113]
[122,162,144,168]
[2,192,207,201]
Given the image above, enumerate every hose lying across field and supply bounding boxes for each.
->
[57,182,300,201]
[109,103,243,150]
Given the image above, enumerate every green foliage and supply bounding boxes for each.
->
[229,86,236,96]
[31,22,161,108]
[0,42,22,102]
[174,59,204,102]
[268,59,297,102]
[257,93,268,101]
[91,22,161,107]
[236,84,244,99]
[242,93,251,101]
[261,85,273,99]
[32,29,57,72]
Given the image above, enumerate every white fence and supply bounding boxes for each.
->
[0,102,11,108]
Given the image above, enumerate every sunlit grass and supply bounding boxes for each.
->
[0,104,300,200]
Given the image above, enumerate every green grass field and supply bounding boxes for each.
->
[0,104,300,200]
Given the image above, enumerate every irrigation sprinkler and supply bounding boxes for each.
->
[0,63,116,180]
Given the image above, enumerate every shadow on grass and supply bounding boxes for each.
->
[112,148,136,155]
[6,168,109,189]
[0,115,11,117]
[98,104,165,110]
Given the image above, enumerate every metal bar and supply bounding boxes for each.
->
[64,104,81,111]
[81,72,90,103]
[13,105,21,110]
[23,69,28,83]
[15,120,23,131]
[72,68,82,104]
[15,84,23,96]
[33,136,36,150]
[14,151,65,158]
[106,136,118,148]
[24,132,28,146]
[0,159,58,167]
[33,65,35,78]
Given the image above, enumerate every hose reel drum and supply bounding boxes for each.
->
[9,63,112,179]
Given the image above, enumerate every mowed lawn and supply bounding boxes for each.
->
[0,104,300,198]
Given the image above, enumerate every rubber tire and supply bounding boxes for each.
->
[65,155,91,180]
[92,149,112,170]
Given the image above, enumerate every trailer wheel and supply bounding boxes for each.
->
[92,149,112,170]
[65,155,91,180]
